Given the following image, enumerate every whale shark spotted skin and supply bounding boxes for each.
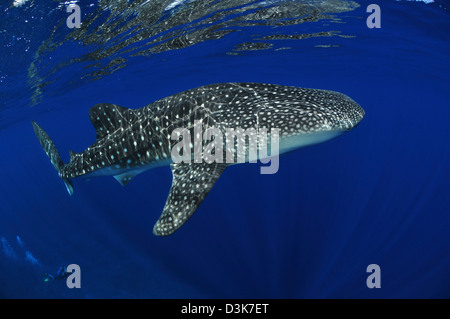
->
[32,83,364,236]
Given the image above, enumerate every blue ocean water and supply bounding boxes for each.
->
[0,0,449,298]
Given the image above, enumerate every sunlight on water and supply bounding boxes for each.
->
[29,0,359,106]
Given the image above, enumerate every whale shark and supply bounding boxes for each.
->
[32,83,364,236]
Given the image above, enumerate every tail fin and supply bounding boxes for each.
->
[32,121,74,196]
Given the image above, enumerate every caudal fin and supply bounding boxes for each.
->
[32,121,74,196]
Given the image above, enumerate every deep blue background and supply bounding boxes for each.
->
[0,0,449,298]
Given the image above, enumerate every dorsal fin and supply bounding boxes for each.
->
[89,103,137,139]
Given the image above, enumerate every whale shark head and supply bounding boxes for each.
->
[309,89,365,132]
[252,85,364,132]
[219,83,364,154]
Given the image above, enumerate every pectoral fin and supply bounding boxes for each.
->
[153,162,228,236]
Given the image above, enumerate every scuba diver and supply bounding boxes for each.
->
[42,265,70,282]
